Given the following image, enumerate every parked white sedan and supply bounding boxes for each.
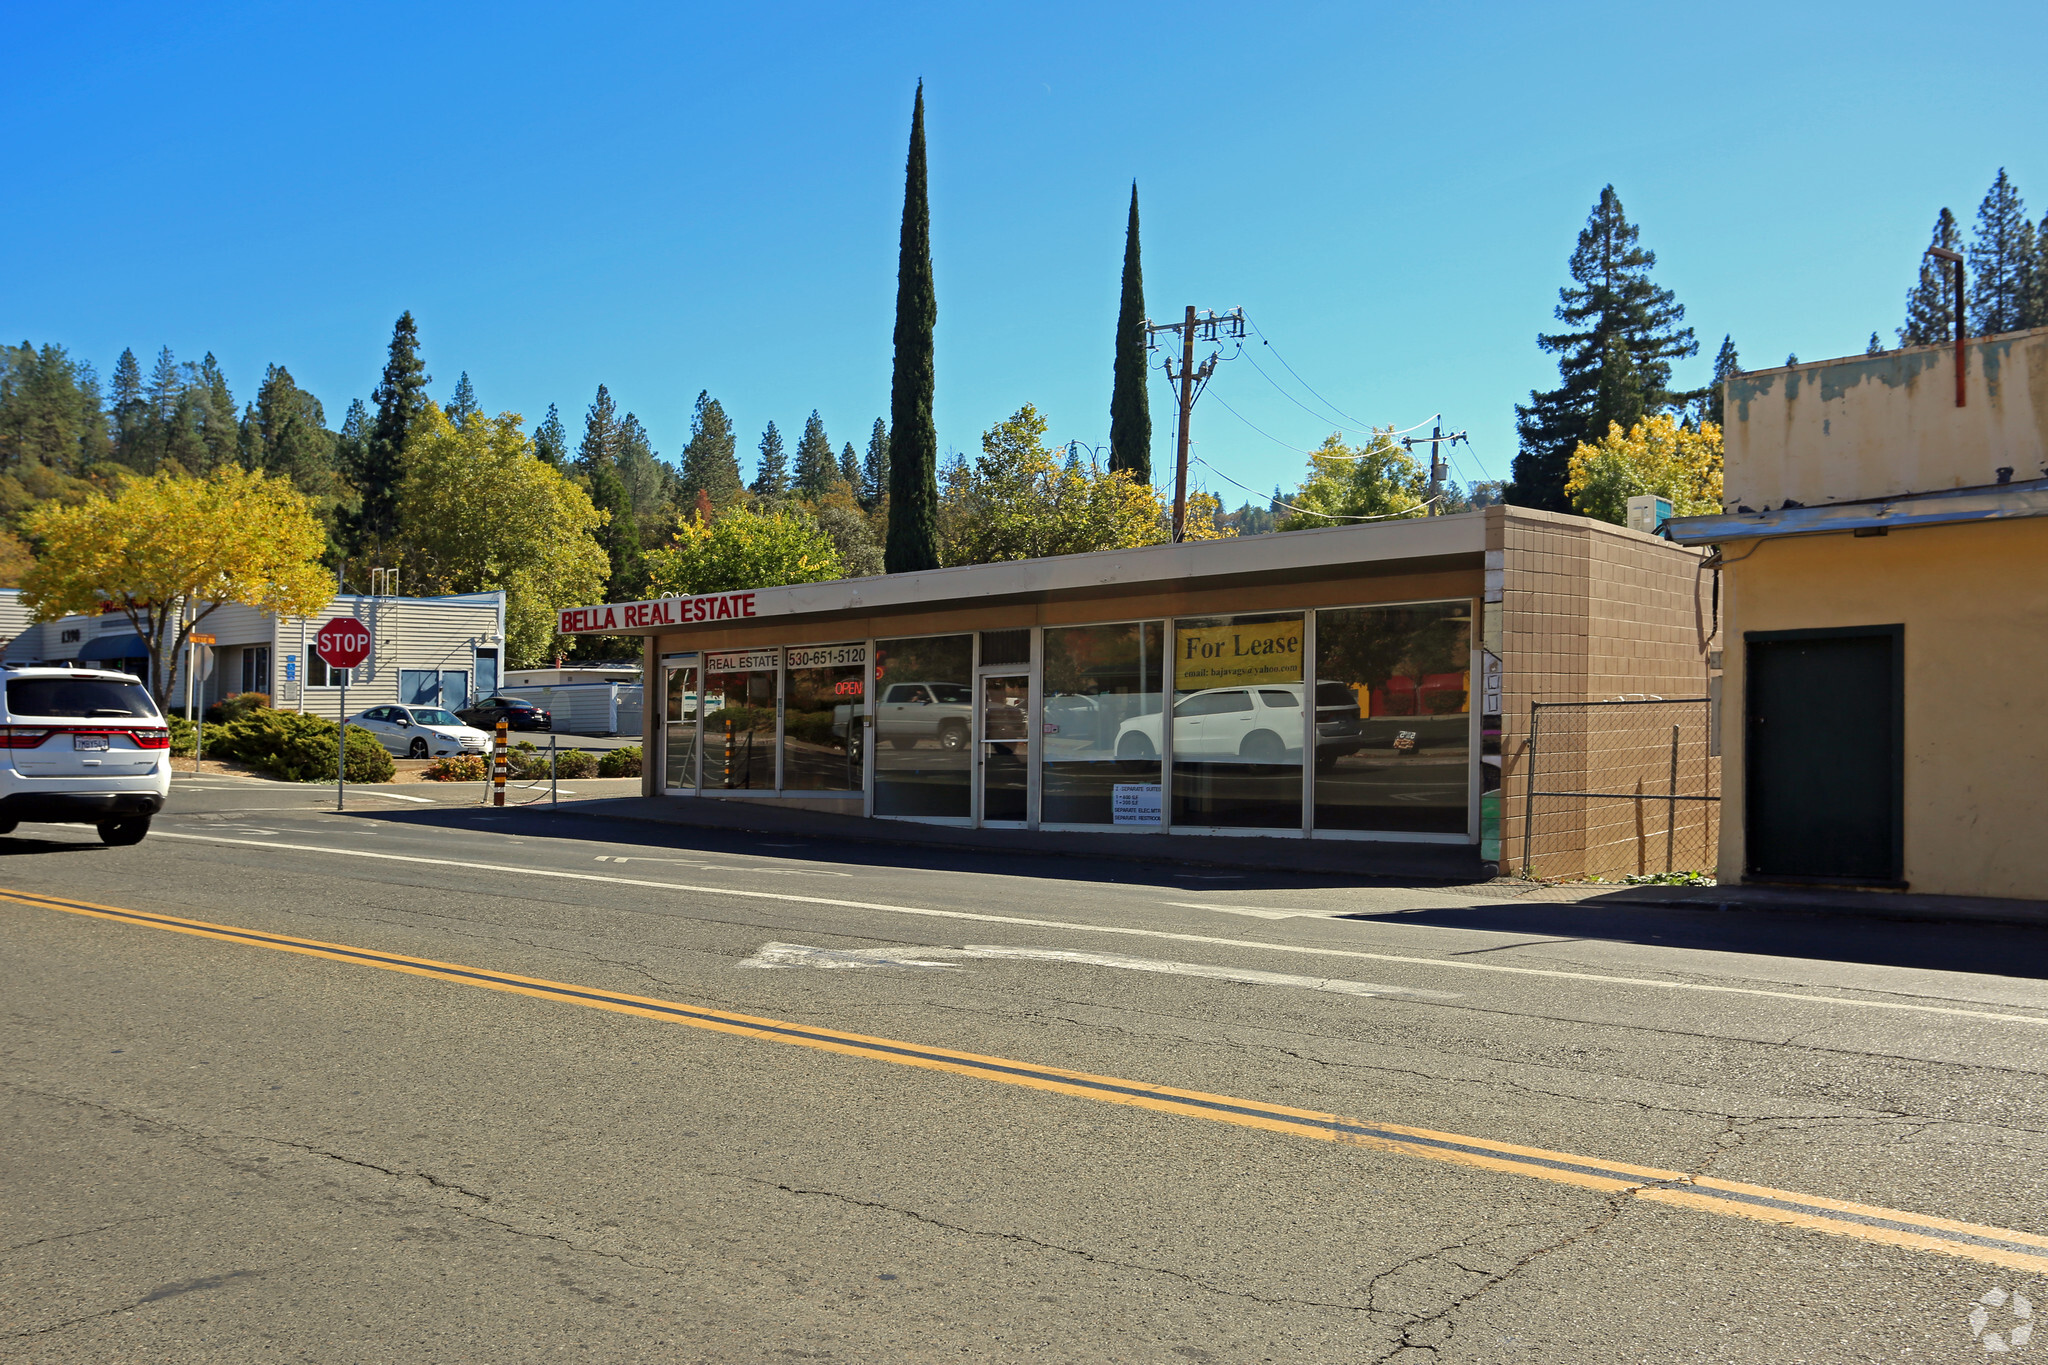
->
[347,705,492,760]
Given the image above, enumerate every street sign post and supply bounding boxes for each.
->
[315,619,372,809]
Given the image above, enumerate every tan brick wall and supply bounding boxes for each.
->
[1491,507,1718,880]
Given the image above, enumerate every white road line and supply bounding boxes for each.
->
[738,941,1462,999]
[146,830,2048,1027]
[1165,902,1346,920]
[343,790,439,803]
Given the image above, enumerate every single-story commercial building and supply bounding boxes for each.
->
[1667,326,2048,899]
[561,505,1716,875]
[0,589,505,718]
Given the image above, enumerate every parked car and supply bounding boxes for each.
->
[876,680,974,751]
[457,695,553,733]
[1113,682,1363,767]
[348,705,492,760]
[0,666,169,844]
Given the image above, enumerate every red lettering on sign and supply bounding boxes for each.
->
[740,592,757,617]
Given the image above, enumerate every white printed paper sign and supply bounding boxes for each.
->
[1112,783,1163,825]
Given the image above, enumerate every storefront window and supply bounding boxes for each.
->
[874,634,974,817]
[705,649,779,790]
[1042,622,1164,825]
[1313,601,1472,832]
[1171,613,1304,829]
[783,643,867,793]
[664,658,698,791]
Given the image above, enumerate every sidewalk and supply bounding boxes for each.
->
[549,794,1498,884]
[1556,880,2048,929]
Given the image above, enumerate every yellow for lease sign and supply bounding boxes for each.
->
[1175,619,1303,689]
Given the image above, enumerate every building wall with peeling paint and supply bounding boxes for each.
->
[1723,326,2048,511]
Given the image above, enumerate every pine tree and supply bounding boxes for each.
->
[533,403,568,467]
[445,372,479,427]
[839,441,861,494]
[1588,334,1646,439]
[793,410,837,498]
[109,348,145,468]
[577,384,619,473]
[1511,186,1697,512]
[191,353,239,472]
[336,399,371,488]
[861,419,889,512]
[679,390,744,509]
[2028,212,2048,330]
[1900,208,1961,346]
[254,363,335,494]
[885,81,940,572]
[614,411,673,541]
[588,459,643,599]
[752,420,789,498]
[1967,169,2031,336]
[1109,181,1152,483]
[0,342,105,473]
[1867,332,1885,355]
[1707,336,1740,427]
[357,312,431,557]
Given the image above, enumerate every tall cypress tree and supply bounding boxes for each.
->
[752,420,789,498]
[1967,169,2031,337]
[1900,208,1962,346]
[358,312,430,557]
[533,403,568,467]
[1109,181,1152,483]
[1511,186,1696,512]
[861,418,889,512]
[679,390,744,510]
[108,347,146,468]
[1707,336,1740,427]
[885,81,939,572]
[793,409,837,498]
[577,383,619,473]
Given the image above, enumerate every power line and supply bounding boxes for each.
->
[1191,453,1440,522]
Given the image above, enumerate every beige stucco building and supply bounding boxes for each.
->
[1668,326,2048,899]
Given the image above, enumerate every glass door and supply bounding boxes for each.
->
[663,657,699,792]
[977,672,1031,825]
[704,650,780,790]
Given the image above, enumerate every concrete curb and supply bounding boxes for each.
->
[1571,883,2048,929]
[543,795,1502,886]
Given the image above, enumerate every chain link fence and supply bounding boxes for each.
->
[1521,698,1719,880]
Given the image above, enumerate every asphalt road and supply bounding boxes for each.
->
[6,775,2048,1362]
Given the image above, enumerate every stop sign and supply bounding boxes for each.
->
[314,617,372,670]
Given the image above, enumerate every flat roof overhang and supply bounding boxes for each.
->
[559,513,1488,638]
[1666,476,2048,545]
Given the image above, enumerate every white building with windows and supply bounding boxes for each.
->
[0,589,505,719]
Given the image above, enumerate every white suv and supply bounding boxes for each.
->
[0,667,170,844]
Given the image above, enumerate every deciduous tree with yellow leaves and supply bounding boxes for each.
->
[1564,414,1723,526]
[20,466,333,703]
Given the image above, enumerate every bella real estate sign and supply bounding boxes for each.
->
[558,591,759,635]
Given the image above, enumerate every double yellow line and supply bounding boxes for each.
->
[11,885,2047,1274]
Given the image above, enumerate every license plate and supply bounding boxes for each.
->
[73,734,110,751]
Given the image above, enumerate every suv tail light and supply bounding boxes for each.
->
[0,728,52,748]
[130,730,171,750]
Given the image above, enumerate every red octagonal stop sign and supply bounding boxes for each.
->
[314,617,372,670]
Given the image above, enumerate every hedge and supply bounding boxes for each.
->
[207,709,394,783]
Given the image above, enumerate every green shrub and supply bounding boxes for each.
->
[210,709,394,783]
[169,714,197,758]
[204,692,272,725]
[555,748,598,779]
[598,745,642,778]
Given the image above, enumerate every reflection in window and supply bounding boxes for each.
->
[1042,622,1163,825]
[874,634,973,817]
[1314,601,1471,832]
[664,661,698,791]
[1171,613,1303,828]
[784,644,866,793]
[705,663,778,790]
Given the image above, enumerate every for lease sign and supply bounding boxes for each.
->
[558,591,759,634]
[1175,618,1303,689]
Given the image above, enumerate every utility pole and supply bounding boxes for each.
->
[1401,419,1468,515]
[1145,306,1244,540]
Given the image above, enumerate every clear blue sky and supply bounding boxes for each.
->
[6,1,2042,504]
